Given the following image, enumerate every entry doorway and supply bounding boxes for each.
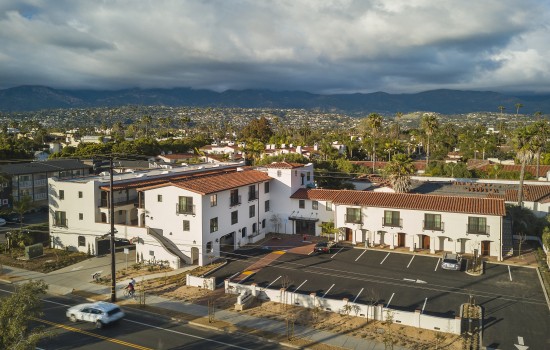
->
[345,228,353,241]
[481,241,491,256]
[421,235,430,250]
[296,220,316,235]
[397,233,406,247]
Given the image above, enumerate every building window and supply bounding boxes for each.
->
[345,208,362,224]
[326,201,333,211]
[383,210,401,227]
[424,213,443,231]
[265,200,270,212]
[78,191,83,198]
[262,219,266,228]
[230,189,240,207]
[210,194,217,207]
[149,250,155,257]
[277,170,282,177]
[252,223,257,233]
[467,217,487,234]
[183,220,190,231]
[177,196,194,214]
[54,211,67,227]
[158,194,163,202]
[312,201,318,210]
[231,210,238,225]
[78,236,86,247]
[307,172,311,181]
[264,182,270,193]
[79,213,83,220]
[206,241,213,253]
[241,227,247,238]
[299,200,305,209]
[210,217,218,233]
[248,185,257,201]
[59,190,64,200]
[249,205,255,218]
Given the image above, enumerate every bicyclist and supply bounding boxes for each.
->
[126,282,135,297]
[130,277,136,288]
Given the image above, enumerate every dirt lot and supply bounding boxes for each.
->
[0,248,89,274]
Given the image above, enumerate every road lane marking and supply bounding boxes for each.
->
[515,336,528,350]
[353,288,364,303]
[380,253,390,264]
[331,247,344,259]
[125,319,254,350]
[421,298,428,313]
[266,276,281,289]
[355,250,367,262]
[403,278,416,282]
[406,255,415,268]
[293,280,307,293]
[435,258,440,271]
[322,284,335,298]
[33,318,153,350]
[386,292,395,308]
[508,266,513,281]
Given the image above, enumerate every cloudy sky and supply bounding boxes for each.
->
[1,0,550,94]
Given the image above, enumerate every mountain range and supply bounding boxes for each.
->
[1,85,549,115]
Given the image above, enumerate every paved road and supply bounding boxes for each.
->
[0,283,287,350]
[215,247,550,350]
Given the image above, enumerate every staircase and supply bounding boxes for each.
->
[502,218,514,258]
[147,227,188,266]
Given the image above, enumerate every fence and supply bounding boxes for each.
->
[186,274,215,291]
[225,280,461,335]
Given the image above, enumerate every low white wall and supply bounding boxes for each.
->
[225,280,461,335]
[186,274,215,290]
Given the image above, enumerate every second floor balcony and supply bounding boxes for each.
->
[53,218,68,227]
[230,195,242,207]
[423,220,445,231]
[99,198,139,208]
[176,203,195,215]
[345,214,362,224]
[466,224,490,236]
[382,217,403,228]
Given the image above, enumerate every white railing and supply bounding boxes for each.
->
[34,179,47,186]
[34,193,47,200]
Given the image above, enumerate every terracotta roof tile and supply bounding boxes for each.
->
[293,189,506,216]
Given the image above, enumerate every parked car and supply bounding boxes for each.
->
[313,241,337,253]
[0,218,6,226]
[441,252,462,270]
[5,213,22,223]
[66,301,125,328]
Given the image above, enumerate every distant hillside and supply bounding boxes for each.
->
[1,85,549,115]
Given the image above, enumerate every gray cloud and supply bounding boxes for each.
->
[1,0,549,93]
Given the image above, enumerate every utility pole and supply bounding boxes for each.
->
[109,157,117,302]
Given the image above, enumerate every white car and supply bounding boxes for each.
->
[441,252,462,271]
[66,301,124,328]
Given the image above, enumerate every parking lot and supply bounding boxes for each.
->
[214,245,550,350]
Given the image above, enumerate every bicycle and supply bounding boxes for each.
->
[123,288,136,299]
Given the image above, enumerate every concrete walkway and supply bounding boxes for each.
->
[0,254,399,350]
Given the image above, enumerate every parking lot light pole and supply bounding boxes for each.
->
[109,157,117,302]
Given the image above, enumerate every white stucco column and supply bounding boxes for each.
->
[390,232,395,249]
[430,236,436,254]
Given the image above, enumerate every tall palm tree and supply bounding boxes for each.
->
[531,120,549,178]
[140,116,152,138]
[383,153,416,193]
[420,115,439,165]
[515,103,524,116]
[513,126,536,206]
[498,105,506,115]
[366,113,383,173]
[394,112,403,138]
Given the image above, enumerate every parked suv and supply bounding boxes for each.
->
[441,252,462,270]
[66,301,124,328]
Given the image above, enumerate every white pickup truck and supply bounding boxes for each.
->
[441,252,462,270]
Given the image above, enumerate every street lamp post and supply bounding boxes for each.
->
[109,157,117,302]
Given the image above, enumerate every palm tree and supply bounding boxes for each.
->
[515,103,524,116]
[394,112,403,138]
[140,116,152,138]
[531,120,549,178]
[420,115,439,165]
[383,153,416,193]
[513,126,536,206]
[366,113,383,173]
[12,195,33,230]
[498,105,506,115]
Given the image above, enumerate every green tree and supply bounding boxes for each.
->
[140,116,152,138]
[420,115,439,165]
[515,103,524,116]
[363,113,383,172]
[240,117,273,143]
[513,126,537,205]
[12,195,33,229]
[0,280,50,349]
[383,153,416,193]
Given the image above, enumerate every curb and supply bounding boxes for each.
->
[535,267,550,312]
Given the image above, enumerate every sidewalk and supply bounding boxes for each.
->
[0,258,399,350]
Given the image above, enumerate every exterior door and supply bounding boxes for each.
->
[397,233,406,247]
[481,241,490,256]
[422,235,430,249]
[345,228,352,241]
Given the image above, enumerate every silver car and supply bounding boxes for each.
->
[441,252,462,270]
[66,301,124,328]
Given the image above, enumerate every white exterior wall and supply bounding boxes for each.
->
[289,198,334,236]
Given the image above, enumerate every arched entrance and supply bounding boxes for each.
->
[191,247,199,264]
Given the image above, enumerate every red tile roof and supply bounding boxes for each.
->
[263,162,307,169]
[291,188,506,216]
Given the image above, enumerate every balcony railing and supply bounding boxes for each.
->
[230,195,242,207]
[99,198,139,208]
[34,179,47,187]
[466,224,490,235]
[53,218,68,227]
[19,180,33,189]
[423,220,445,231]
[176,203,195,215]
[34,192,47,200]
[382,217,403,228]
[248,191,259,201]
[345,214,362,224]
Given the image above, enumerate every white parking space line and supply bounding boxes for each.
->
[406,255,415,268]
[331,247,344,259]
[355,250,367,262]
[308,250,314,255]
[353,288,364,303]
[322,284,335,298]
[421,298,428,313]
[386,292,395,308]
[380,252,390,264]
[266,276,282,289]
[434,258,440,271]
[293,280,308,293]
[508,266,513,281]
